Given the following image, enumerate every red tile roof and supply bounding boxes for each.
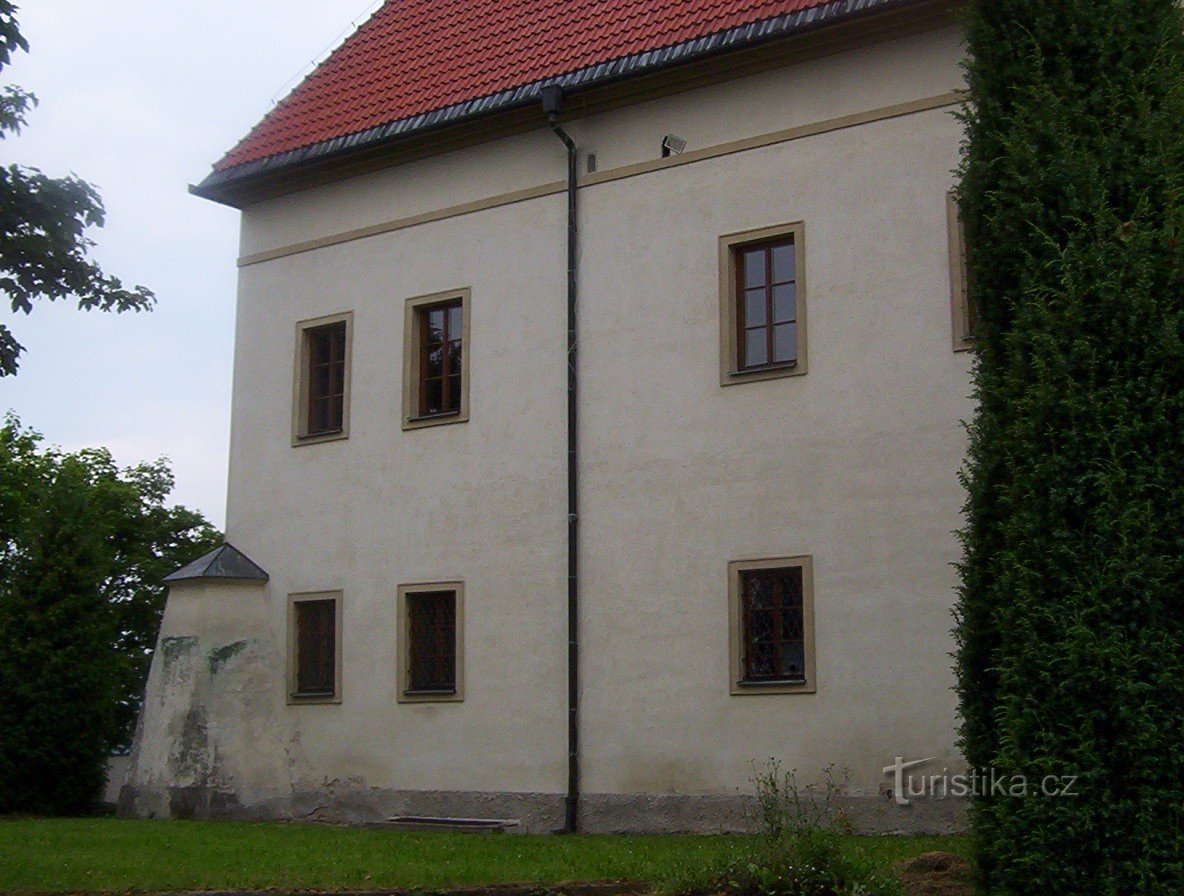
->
[215,0,880,173]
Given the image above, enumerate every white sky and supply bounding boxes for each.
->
[0,1,383,529]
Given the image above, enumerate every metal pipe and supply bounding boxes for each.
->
[542,85,580,835]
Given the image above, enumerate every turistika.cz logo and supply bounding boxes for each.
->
[882,756,1080,806]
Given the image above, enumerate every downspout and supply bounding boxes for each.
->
[540,84,580,835]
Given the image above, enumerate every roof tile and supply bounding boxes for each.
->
[215,0,845,171]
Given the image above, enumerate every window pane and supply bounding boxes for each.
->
[309,332,329,367]
[425,346,443,378]
[744,328,768,367]
[779,640,805,679]
[771,242,795,283]
[447,304,462,336]
[427,309,444,343]
[779,602,804,639]
[743,249,766,289]
[773,283,796,324]
[750,642,776,677]
[773,323,797,363]
[423,378,443,414]
[448,342,462,376]
[311,364,331,399]
[447,375,461,411]
[308,398,325,434]
[744,289,767,328]
[750,610,774,642]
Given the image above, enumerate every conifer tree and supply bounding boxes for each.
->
[956,1,1184,891]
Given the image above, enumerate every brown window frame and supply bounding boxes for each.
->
[293,311,352,445]
[417,299,463,418]
[287,592,342,704]
[728,556,815,695]
[402,289,471,430]
[719,222,807,385]
[948,191,975,351]
[398,581,465,703]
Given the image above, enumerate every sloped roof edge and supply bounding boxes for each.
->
[163,543,270,584]
[192,0,912,205]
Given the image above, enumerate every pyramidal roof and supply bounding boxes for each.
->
[196,0,916,199]
[163,544,270,584]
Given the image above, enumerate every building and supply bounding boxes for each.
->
[121,0,973,833]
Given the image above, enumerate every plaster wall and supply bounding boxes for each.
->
[127,19,972,831]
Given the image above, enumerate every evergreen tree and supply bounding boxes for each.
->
[956,1,1184,892]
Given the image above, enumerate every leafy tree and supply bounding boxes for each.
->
[0,416,221,814]
[955,1,1184,892]
[0,1,153,376]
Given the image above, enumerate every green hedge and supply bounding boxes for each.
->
[955,1,1184,892]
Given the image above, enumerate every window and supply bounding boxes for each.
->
[948,191,975,350]
[397,582,464,702]
[402,289,471,430]
[719,222,807,385]
[728,557,815,695]
[293,312,352,444]
[287,592,342,703]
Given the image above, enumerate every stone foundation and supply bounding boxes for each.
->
[119,783,966,835]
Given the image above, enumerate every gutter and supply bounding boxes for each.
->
[541,84,580,835]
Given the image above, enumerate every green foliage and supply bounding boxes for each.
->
[704,832,901,896]
[749,759,852,839]
[0,416,220,815]
[0,1,153,376]
[955,0,1184,892]
[657,764,896,896]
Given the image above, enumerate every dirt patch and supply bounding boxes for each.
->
[896,851,976,896]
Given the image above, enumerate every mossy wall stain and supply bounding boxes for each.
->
[208,639,252,675]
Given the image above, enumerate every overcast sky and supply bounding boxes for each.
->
[0,1,383,529]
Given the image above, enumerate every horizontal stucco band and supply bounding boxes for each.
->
[118,783,966,835]
[237,90,963,269]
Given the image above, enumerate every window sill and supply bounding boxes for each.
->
[288,692,342,705]
[398,687,463,704]
[731,678,814,696]
[721,360,805,386]
[403,409,468,431]
[292,428,348,447]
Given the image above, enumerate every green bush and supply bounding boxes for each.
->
[955,1,1184,892]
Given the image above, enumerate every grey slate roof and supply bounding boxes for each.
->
[163,543,269,584]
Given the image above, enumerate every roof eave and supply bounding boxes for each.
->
[192,0,945,208]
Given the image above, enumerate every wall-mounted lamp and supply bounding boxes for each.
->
[661,134,687,157]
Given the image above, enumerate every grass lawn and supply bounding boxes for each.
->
[0,818,971,894]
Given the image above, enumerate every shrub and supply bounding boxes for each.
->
[661,763,897,896]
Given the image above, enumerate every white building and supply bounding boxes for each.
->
[122,0,973,833]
